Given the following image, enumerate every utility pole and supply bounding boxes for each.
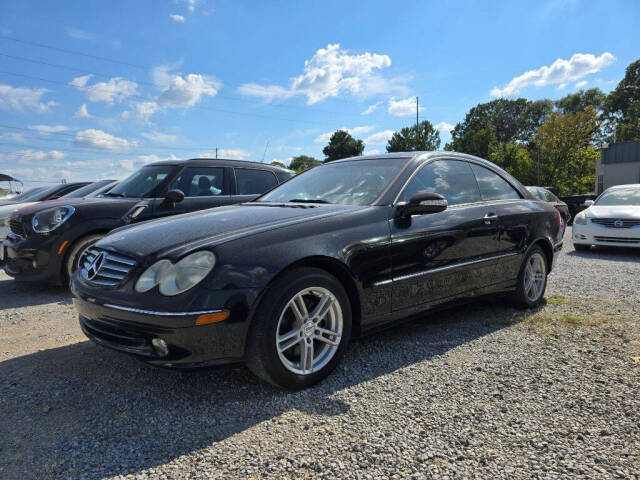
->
[261,141,269,163]
[416,96,419,129]
[537,147,540,185]
[215,147,218,159]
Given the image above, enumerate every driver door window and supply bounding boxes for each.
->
[169,167,225,197]
[399,160,481,205]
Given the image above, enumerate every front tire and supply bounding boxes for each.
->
[246,267,352,390]
[513,246,548,309]
[63,234,104,283]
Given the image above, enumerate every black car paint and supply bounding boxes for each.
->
[3,159,293,283]
[526,186,571,226]
[71,152,563,368]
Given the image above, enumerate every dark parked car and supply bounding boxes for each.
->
[71,152,563,389]
[526,186,571,227]
[60,179,118,199]
[0,182,89,207]
[559,193,597,223]
[3,159,294,284]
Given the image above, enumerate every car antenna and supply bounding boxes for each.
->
[261,141,269,163]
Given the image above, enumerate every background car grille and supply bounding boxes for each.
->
[591,218,640,228]
[9,219,26,237]
[594,236,640,244]
[81,248,137,286]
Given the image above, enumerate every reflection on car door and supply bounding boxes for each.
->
[390,159,505,312]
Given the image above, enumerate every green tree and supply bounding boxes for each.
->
[445,98,552,158]
[533,108,599,195]
[555,88,606,114]
[386,120,441,152]
[289,155,321,173]
[605,59,640,141]
[322,130,364,162]
[488,142,536,185]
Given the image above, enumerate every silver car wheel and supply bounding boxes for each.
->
[524,252,546,302]
[276,287,343,375]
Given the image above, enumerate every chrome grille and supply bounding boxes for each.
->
[591,218,640,228]
[9,219,26,237]
[81,248,136,286]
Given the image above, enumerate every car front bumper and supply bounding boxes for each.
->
[573,222,640,248]
[72,287,255,368]
[2,233,65,282]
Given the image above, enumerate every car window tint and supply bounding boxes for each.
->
[235,169,277,195]
[400,160,481,206]
[471,164,521,201]
[170,167,225,197]
[276,171,295,183]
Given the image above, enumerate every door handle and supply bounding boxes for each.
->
[483,213,498,224]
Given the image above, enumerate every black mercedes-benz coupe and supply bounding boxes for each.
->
[3,159,293,285]
[71,152,563,389]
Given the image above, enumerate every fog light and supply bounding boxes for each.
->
[151,338,169,356]
[32,259,38,269]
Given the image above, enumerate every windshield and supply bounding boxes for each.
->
[259,158,407,205]
[61,180,115,198]
[106,165,178,198]
[6,187,46,202]
[596,188,640,206]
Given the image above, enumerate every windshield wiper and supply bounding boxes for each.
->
[288,198,332,204]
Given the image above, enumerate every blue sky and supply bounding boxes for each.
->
[1,0,638,186]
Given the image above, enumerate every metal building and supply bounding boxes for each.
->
[595,141,640,194]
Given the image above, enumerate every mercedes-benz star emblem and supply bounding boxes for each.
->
[614,220,624,228]
[86,252,105,280]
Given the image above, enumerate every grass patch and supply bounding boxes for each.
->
[546,295,568,305]
[558,314,583,325]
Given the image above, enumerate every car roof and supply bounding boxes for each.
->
[146,158,294,173]
[605,184,640,190]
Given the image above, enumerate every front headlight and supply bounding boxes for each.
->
[574,212,588,225]
[32,206,75,233]
[135,251,215,296]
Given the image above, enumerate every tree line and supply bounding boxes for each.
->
[274,58,639,195]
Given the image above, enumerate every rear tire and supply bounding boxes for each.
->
[573,243,590,251]
[512,246,548,309]
[246,267,352,390]
[63,234,104,283]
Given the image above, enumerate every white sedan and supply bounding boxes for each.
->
[572,184,640,250]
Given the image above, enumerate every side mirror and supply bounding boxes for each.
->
[397,191,448,218]
[162,189,185,208]
[584,199,594,207]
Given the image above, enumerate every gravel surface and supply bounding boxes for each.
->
[1,227,639,480]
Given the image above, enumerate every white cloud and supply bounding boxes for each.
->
[170,14,185,22]
[435,122,454,134]
[67,28,94,40]
[0,149,66,163]
[237,44,406,104]
[74,129,138,151]
[361,101,383,115]
[70,75,139,104]
[121,101,161,122]
[364,130,394,145]
[0,132,24,141]
[365,149,381,155]
[28,125,69,135]
[314,126,373,143]
[388,96,423,116]
[575,80,588,89]
[75,103,92,118]
[179,0,198,12]
[141,131,178,143]
[557,83,567,90]
[198,149,249,159]
[491,52,615,97]
[0,84,56,112]
[153,65,221,108]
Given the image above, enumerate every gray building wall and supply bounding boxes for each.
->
[595,141,640,193]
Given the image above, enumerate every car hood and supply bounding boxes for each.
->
[100,202,365,258]
[13,196,140,216]
[586,205,640,219]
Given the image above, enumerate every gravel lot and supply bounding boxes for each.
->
[1,228,639,480]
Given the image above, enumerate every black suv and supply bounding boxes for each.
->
[3,159,294,284]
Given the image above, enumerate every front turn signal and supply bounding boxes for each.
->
[195,311,229,325]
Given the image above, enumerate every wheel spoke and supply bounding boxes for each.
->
[315,326,341,346]
[310,293,333,322]
[278,327,300,344]
[278,335,301,353]
[300,340,314,373]
[290,294,308,322]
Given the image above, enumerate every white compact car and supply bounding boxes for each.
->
[572,184,640,250]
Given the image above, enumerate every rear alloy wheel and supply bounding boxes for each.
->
[513,247,548,309]
[247,267,351,389]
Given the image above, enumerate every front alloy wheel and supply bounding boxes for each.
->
[247,267,352,389]
[276,287,343,375]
